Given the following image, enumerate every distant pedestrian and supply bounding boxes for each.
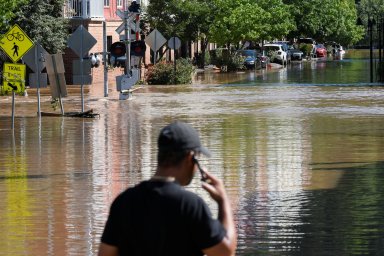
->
[98,121,237,256]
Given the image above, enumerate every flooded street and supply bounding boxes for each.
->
[1,55,384,255]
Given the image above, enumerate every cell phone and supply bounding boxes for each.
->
[192,156,207,181]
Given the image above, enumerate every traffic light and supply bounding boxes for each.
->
[110,41,126,57]
[130,40,146,57]
[128,0,140,12]
[110,41,126,67]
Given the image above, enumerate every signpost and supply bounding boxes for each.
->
[67,25,97,112]
[0,24,34,63]
[168,36,181,83]
[45,53,67,116]
[168,37,181,50]
[0,24,34,130]
[145,29,166,64]
[23,43,48,116]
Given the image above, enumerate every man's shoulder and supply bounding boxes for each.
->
[114,181,204,205]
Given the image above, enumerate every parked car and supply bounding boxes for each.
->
[273,41,292,63]
[236,49,258,69]
[264,43,288,65]
[236,49,269,69]
[289,45,304,61]
[298,37,316,45]
[314,44,327,58]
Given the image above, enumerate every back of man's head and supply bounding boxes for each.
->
[157,121,210,166]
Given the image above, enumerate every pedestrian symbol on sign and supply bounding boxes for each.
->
[12,43,19,57]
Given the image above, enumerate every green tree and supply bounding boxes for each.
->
[357,0,384,27]
[209,0,295,45]
[0,0,28,32]
[12,0,69,53]
[143,0,217,67]
[285,0,364,45]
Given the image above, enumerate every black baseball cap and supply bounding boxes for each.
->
[158,121,211,157]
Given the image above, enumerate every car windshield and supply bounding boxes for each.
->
[264,46,280,51]
[298,38,315,44]
[237,50,256,57]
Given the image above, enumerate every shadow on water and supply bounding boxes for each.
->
[239,161,384,256]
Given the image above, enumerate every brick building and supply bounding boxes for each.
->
[63,0,212,85]
[63,0,148,85]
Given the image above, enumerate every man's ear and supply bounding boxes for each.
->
[184,151,194,164]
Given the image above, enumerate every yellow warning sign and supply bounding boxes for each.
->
[0,24,34,63]
[2,63,26,95]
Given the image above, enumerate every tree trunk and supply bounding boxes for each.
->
[198,38,209,68]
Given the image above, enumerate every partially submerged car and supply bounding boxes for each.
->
[290,47,304,60]
[263,43,288,65]
[314,44,327,58]
[236,49,269,69]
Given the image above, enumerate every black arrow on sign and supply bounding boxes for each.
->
[8,82,18,91]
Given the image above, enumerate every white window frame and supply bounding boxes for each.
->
[117,0,123,7]
[104,0,110,7]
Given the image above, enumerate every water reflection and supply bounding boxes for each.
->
[1,57,384,255]
[199,59,371,86]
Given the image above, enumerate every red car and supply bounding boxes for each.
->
[314,44,327,57]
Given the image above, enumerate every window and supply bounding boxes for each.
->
[107,36,113,52]
[104,0,109,7]
[117,0,122,7]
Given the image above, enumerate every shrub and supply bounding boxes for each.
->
[146,58,195,85]
[300,43,313,57]
[209,48,244,72]
[266,50,278,63]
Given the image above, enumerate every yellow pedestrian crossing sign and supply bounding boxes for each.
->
[0,24,34,63]
[1,63,26,95]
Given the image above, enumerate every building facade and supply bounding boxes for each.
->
[63,0,207,85]
[63,0,145,85]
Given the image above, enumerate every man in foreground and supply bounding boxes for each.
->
[98,121,237,256]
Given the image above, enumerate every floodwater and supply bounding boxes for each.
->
[1,53,384,255]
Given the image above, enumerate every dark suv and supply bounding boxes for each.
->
[298,38,316,45]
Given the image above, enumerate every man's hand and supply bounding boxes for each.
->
[201,170,237,256]
[201,170,227,203]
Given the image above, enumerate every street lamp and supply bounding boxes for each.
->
[378,16,384,82]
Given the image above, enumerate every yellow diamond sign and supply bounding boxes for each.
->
[0,24,34,63]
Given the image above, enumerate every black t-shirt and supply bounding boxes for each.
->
[101,180,226,256]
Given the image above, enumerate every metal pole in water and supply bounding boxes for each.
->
[369,17,374,83]
[103,21,108,97]
[173,36,176,84]
[34,45,41,117]
[11,91,15,130]
[80,23,85,112]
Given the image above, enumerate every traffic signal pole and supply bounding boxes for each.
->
[113,1,141,100]
[124,12,131,76]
